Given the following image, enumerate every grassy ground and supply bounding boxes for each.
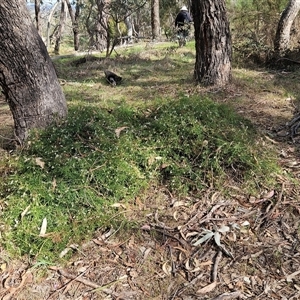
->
[1,41,300,299]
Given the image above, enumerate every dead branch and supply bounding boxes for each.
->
[55,268,101,289]
[212,250,222,282]
[211,291,242,300]
[276,57,300,65]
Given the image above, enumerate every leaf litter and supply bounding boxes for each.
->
[2,50,300,299]
[1,180,300,300]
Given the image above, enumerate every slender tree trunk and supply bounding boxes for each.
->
[274,0,300,54]
[192,0,232,86]
[54,0,67,54]
[85,2,96,49]
[95,0,110,54]
[151,0,160,40]
[124,15,133,42]
[46,1,60,48]
[65,0,81,51]
[34,0,41,35]
[0,0,67,144]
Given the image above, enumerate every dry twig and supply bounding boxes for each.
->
[212,250,223,282]
[211,290,242,300]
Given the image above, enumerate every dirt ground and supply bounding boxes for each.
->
[1,68,300,300]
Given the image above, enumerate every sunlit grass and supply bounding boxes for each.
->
[0,41,282,261]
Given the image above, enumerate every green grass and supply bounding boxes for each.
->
[0,42,281,261]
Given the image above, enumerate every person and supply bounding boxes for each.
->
[175,6,192,29]
[175,6,193,46]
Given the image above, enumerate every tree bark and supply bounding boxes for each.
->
[124,15,133,42]
[0,0,67,144]
[151,0,160,40]
[34,0,41,35]
[192,0,232,86]
[65,0,81,51]
[54,0,67,54]
[274,0,300,55]
[46,1,60,48]
[95,0,110,54]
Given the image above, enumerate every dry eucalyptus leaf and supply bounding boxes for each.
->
[162,262,172,276]
[115,126,128,138]
[172,200,187,207]
[218,225,230,233]
[21,205,31,219]
[286,270,300,282]
[59,247,72,258]
[52,178,57,191]
[111,203,127,209]
[193,231,214,246]
[1,263,7,271]
[214,231,221,247]
[35,157,45,169]
[39,217,47,237]
[197,281,217,294]
[262,190,275,199]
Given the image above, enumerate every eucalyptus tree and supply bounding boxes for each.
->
[94,0,147,56]
[65,0,82,51]
[54,0,67,54]
[274,0,300,54]
[0,0,67,144]
[192,0,232,86]
[151,0,160,40]
[34,0,41,34]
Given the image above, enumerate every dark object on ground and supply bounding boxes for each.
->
[104,70,122,86]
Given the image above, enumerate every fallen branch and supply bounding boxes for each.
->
[49,267,128,296]
[211,291,242,300]
[212,250,222,282]
[276,57,300,65]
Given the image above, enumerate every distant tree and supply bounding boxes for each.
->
[46,1,60,48]
[54,0,67,54]
[151,0,160,40]
[34,0,41,34]
[0,0,67,144]
[65,0,82,51]
[274,0,300,54]
[95,0,110,53]
[192,0,232,86]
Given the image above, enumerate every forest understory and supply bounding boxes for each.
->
[1,46,300,300]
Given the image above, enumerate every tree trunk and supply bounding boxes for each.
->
[95,0,110,54]
[46,1,60,48]
[151,0,160,40]
[34,0,41,35]
[54,0,67,54]
[0,0,67,144]
[192,0,232,86]
[65,0,81,51]
[124,15,133,42]
[274,0,300,55]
